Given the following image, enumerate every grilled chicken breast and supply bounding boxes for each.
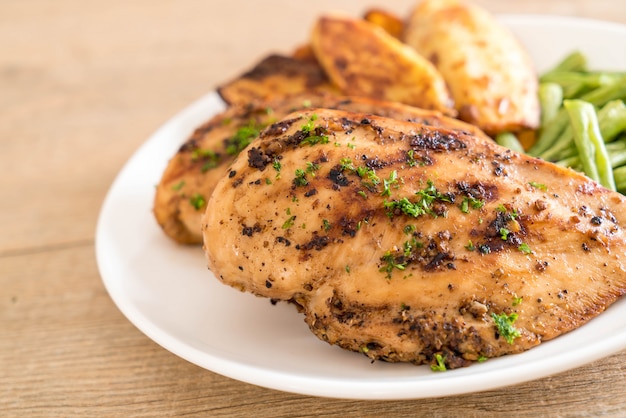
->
[155,94,487,244]
[203,108,626,369]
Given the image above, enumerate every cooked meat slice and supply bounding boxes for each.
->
[154,94,487,244]
[217,54,337,105]
[202,108,626,369]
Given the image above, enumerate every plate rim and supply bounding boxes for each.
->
[96,14,626,400]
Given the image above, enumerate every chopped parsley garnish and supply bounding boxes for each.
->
[306,162,320,175]
[513,296,523,306]
[431,354,447,372]
[460,196,485,213]
[491,312,521,344]
[406,149,418,167]
[384,180,450,218]
[201,160,219,172]
[460,198,469,214]
[299,115,329,146]
[339,158,355,172]
[171,180,185,191]
[225,121,262,155]
[293,169,308,187]
[189,193,206,210]
[381,170,398,197]
[191,148,217,161]
[357,190,368,199]
[301,114,318,134]
[356,166,380,189]
[529,181,547,191]
[499,227,510,240]
[518,242,532,254]
[322,219,332,231]
[272,159,282,174]
[384,197,423,218]
[300,134,329,146]
[403,224,416,235]
[417,180,452,203]
[345,265,351,274]
[282,215,296,229]
[478,355,488,363]
[403,237,422,257]
[379,250,407,278]
[191,148,221,172]
[465,240,476,251]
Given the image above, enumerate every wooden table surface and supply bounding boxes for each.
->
[2,0,626,416]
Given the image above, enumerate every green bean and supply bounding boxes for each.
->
[609,150,626,168]
[495,132,525,153]
[556,141,626,169]
[528,53,591,157]
[538,82,563,126]
[539,100,626,161]
[597,100,626,143]
[539,124,573,161]
[528,108,569,156]
[540,72,623,99]
[578,76,626,106]
[563,100,616,190]
[528,66,626,157]
[555,155,579,169]
[540,50,587,77]
[614,166,626,194]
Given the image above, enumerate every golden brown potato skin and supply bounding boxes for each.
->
[363,8,405,39]
[154,94,487,244]
[311,15,456,116]
[404,0,540,135]
[203,108,626,369]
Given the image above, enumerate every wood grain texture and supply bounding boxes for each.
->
[1,0,625,416]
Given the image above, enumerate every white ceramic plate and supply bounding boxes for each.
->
[96,15,626,400]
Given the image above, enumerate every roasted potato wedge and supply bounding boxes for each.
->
[291,44,318,63]
[363,8,404,39]
[217,54,337,105]
[311,15,456,116]
[404,0,539,134]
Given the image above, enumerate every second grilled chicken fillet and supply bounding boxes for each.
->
[203,108,626,369]
[154,94,487,244]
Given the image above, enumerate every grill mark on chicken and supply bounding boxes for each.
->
[409,131,466,151]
